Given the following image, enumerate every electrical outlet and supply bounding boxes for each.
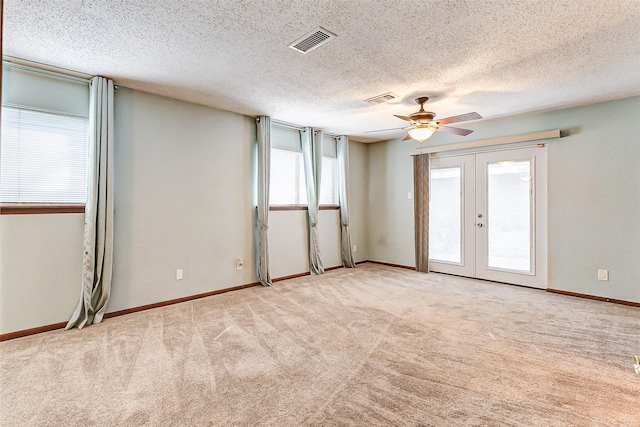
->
[176,269,183,280]
[236,258,244,270]
[597,269,609,281]
[352,244,357,253]
[408,192,413,199]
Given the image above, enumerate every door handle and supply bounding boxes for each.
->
[477,223,484,227]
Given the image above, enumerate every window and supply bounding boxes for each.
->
[0,107,89,204]
[319,135,338,206]
[270,148,308,205]
[268,125,339,209]
[319,156,338,205]
[269,150,338,206]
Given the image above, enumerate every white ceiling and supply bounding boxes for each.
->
[4,0,640,142]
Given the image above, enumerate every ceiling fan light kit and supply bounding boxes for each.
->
[408,126,436,142]
[367,96,482,143]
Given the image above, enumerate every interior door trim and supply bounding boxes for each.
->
[428,146,548,289]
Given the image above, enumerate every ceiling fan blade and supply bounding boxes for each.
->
[365,126,412,134]
[394,115,415,123]
[435,125,474,136]
[402,133,414,141]
[436,112,482,125]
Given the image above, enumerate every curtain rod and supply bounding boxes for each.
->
[2,56,92,84]
[410,129,561,156]
[432,143,548,159]
[271,118,342,138]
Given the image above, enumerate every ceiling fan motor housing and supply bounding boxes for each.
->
[409,111,436,124]
[409,97,436,124]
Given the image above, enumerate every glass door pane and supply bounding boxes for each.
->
[430,167,462,263]
[425,148,545,288]
[486,160,531,272]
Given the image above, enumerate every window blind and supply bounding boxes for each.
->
[271,125,302,152]
[320,135,338,204]
[322,134,337,157]
[0,107,89,204]
[320,157,337,205]
[2,63,90,117]
[269,148,308,205]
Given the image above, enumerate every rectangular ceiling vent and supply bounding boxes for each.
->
[365,93,398,105]
[289,27,336,54]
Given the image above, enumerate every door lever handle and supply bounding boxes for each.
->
[477,223,484,227]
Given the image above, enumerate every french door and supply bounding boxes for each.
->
[428,146,547,288]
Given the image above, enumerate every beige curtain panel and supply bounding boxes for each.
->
[301,128,325,275]
[66,76,115,330]
[256,116,273,286]
[413,153,430,273]
[337,136,356,268]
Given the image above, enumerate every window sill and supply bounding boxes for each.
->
[0,204,85,215]
[269,205,340,211]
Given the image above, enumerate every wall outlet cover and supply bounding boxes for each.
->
[597,269,609,281]
[176,269,184,280]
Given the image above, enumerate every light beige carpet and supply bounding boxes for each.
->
[1,263,638,426]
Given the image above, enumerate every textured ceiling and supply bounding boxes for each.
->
[4,0,640,142]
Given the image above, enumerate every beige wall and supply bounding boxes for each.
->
[108,88,258,312]
[347,139,370,263]
[0,214,84,332]
[0,88,370,334]
[366,96,640,303]
[269,209,343,278]
[367,139,415,266]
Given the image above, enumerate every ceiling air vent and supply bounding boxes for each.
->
[364,93,398,105]
[289,27,336,54]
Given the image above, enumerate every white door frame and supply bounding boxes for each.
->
[428,145,548,289]
[427,155,475,278]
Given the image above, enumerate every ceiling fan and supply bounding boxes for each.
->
[367,97,482,142]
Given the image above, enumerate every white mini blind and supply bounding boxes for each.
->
[2,64,90,116]
[270,148,308,205]
[322,134,337,157]
[320,135,338,204]
[271,125,302,152]
[320,157,337,205]
[0,107,89,204]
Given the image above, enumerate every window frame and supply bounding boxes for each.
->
[269,204,339,211]
[0,204,85,215]
[268,141,340,211]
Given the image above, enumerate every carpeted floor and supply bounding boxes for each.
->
[1,263,638,426]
